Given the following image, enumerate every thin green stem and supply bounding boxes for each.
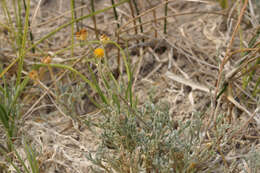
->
[242,29,260,89]
[23,0,35,53]
[16,0,30,88]
[80,0,84,28]
[9,77,30,116]
[132,0,143,37]
[0,0,129,81]
[127,0,138,41]
[17,0,23,46]
[111,0,120,29]
[36,63,96,93]
[0,0,18,52]
[1,0,14,34]
[132,0,142,33]
[26,0,128,53]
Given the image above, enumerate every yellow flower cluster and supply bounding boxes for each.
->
[74,30,111,59]
[41,56,51,64]
[94,48,105,58]
[93,34,110,58]
[100,34,110,44]
[75,29,87,41]
[29,70,38,81]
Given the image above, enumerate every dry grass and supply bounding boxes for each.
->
[0,0,259,172]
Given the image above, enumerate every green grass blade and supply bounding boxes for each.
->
[25,142,39,173]
[13,148,31,173]
[111,0,120,29]
[9,77,30,115]
[0,104,9,130]
[16,0,30,88]
[132,0,143,37]
[87,63,109,105]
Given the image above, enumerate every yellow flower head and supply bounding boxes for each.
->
[100,34,110,44]
[94,48,105,58]
[75,28,87,41]
[41,56,52,64]
[29,70,38,81]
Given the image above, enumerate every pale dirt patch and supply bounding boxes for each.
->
[0,0,259,172]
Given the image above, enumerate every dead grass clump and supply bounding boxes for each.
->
[0,0,259,172]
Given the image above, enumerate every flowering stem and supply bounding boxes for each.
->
[0,0,129,80]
